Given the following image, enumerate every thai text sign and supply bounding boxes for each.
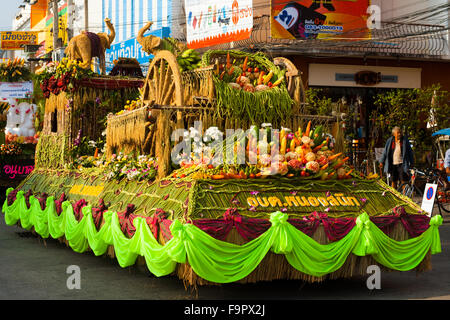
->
[185,0,253,49]
[0,82,33,99]
[247,192,361,209]
[69,184,104,197]
[271,0,370,40]
[1,32,38,50]
[2,164,34,179]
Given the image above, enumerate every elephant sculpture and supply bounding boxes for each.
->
[64,18,116,75]
[137,21,187,55]
[5,101,36,138]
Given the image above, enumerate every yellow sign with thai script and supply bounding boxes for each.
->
[247,193,361,208]
[1,32,38,50]
[69,184,104,197]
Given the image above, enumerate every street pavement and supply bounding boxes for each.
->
[1,209,449,301]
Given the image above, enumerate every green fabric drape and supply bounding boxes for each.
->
[2,188,442,283]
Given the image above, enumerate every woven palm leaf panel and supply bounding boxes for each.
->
[16,169,191,219]
[186,178,422,219]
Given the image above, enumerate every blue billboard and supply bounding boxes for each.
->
[105,27,171,73]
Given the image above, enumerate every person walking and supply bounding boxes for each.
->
[444,147,450,190]
[379,126,414,189]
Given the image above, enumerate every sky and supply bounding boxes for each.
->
[0,0,25,31]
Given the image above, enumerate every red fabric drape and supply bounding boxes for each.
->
[73,199,87,222]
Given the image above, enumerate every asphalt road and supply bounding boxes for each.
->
[0,213,449,301]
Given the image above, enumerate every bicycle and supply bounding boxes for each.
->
[397,167,450,215]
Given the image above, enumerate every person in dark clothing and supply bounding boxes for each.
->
[379,126,414,189]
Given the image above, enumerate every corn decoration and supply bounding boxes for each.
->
[116,98,142,115]
[0,58,30,82]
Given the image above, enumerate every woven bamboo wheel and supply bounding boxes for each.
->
[141,50,184,106]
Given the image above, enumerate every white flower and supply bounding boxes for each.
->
[138,155,147,163]
[261,123,272,128]
[88,140,97,148]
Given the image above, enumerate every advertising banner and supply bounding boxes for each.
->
[271,0,370,40]
[106,27,171,72]
[45,1,68,52]
[0,32,38,50]
[185,0,253,49]
[0,82,33,99]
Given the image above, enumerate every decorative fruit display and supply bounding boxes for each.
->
[177,49,202,71]
[169,122,359,181]
[215,52,285,92]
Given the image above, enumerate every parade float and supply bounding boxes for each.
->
[2,21,442,289]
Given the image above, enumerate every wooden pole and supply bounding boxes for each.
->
[84,0,89,32]
[67,0,74,40]
[52,0,59,51]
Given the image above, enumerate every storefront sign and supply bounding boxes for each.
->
[1,31,38,50]
[185,0,253,49]
[336,72,398,85]
[309,64,421,88]
[0,82,34,99]
[271,0,370,40]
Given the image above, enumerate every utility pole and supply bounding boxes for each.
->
[52,0,59,52]
[84,0,89,32]
[67,0,74,40]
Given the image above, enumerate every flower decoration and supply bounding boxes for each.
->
[231,198,241,205]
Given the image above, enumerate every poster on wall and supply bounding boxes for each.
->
[271,0,370,40]
[185,0,253,49]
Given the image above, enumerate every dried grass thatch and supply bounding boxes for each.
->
[106,107,150,157]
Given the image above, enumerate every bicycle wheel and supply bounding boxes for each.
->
[398,183,413,198]
[437,193,450,213]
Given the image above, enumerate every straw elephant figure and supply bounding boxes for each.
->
[137,21,187,55]
[64,18,116,75]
